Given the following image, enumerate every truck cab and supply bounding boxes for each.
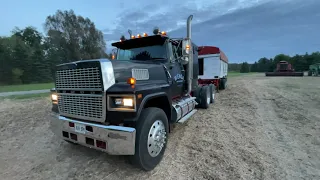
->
[49,15,215,171]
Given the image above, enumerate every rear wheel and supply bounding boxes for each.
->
[130,107,169,171]
[194,86,201,108]
[220,78,227,90]
[199,86,210,109]
[208,84,215,104]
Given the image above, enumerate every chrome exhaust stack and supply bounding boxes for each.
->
[186,15,193,94]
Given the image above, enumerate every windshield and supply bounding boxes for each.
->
[116,45,167,61]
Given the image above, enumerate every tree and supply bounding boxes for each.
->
[0,9,111,85]
[250,62,258,72]
[44,10,107,63]
[240,62,250,73]
[11,26,52,83]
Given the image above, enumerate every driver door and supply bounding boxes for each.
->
[167,43,185,97]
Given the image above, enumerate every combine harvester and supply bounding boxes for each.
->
[308,63,320,76]
[265,61,304,76]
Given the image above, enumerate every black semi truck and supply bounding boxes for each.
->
[50,15,216,171]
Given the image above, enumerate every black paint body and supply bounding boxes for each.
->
[53,35,199,125]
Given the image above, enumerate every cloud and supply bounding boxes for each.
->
[104,0,271,42]
[104,0,320,62]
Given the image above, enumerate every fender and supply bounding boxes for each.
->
[133,92,171,121]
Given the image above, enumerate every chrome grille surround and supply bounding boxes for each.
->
[55,59,115,122]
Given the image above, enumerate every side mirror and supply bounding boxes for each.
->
[181,39,191,64]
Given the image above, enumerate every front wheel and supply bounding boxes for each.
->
[129,107,169,171]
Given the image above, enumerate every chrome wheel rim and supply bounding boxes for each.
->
[147,120,166,157]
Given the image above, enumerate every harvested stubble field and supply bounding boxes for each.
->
[1,73,319,180]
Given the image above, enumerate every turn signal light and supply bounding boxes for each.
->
[127,77,136,85]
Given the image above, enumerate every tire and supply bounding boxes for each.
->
[129,107,169,171]
[193,86,201,108]
[208,84,215,104]
[199,86,210,109]
[224,78,228,89]
[220,78,227,90]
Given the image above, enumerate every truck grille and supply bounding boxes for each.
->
[55,67,102,91]
[58,94,104,121]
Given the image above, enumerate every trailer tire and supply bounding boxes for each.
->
[208,84,215,104]
[199,86,210,109]
[220,78,227,90]
[129,107,169,171]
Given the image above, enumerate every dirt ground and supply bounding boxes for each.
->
[1,74,319,180]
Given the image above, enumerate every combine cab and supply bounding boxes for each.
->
[265,61,304,76]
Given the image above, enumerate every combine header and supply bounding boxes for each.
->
[265,61,304,76]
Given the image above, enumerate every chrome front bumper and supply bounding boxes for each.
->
[50,113,136,155]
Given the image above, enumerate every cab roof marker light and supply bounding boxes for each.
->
[120,35,126,42]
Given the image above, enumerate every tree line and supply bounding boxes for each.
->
[0,10,109,85]
[229,52,320,73]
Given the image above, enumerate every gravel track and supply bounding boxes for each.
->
[1,74,319,180]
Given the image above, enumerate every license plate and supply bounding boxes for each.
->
[75,123,86,134]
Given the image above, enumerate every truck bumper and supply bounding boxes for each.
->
[49,113,136,155]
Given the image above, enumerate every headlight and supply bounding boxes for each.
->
[51,94,58,101]
[115,98,133,107]
[108,95,136,112]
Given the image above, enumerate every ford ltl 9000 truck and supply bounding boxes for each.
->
[50,15,218,171]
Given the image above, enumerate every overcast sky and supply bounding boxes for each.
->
[0,0,319,63]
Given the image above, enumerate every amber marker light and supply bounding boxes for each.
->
[127,77,136,85]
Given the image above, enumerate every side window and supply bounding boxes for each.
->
[167,42,174,62]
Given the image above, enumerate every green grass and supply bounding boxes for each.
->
[0,92,51,100]
[228,72,258,77]
[0,83,54,93]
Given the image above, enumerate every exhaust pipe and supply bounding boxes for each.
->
[187,15,193,94]
[187,15,193,39]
